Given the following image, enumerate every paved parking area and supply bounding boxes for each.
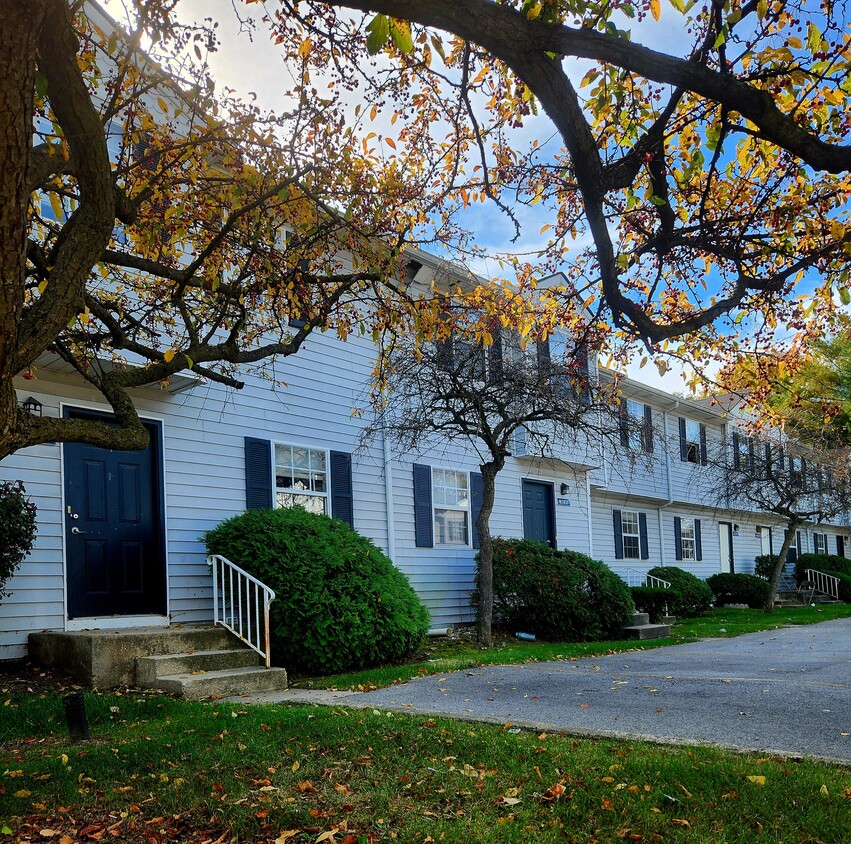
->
[318,619,851,762]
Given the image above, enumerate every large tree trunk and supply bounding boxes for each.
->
[0,1,48,457]
[764,521,800,613]
[475,461,501,646]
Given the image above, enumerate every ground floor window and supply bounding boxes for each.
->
[620,510,641,559]
[274,443,328,514]
[679,517,697,561]
[433,468,469,546]
[813,532,828,555]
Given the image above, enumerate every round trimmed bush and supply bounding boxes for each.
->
[204,507,429,674]
[647,566,712,617]
[484,539,634,640]
[706,573,771,608]
[754,554,781,580]
[0,481,37,603]
[630,586,680,623]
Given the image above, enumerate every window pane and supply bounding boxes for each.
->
[623,536,640,559]
[621,511,639,534]
[277,492,327,515]
[435,508,468,545]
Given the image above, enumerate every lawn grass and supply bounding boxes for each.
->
[296,604,851,691]
[2,692,850,843]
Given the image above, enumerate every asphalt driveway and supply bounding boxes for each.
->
[332,619,851,763]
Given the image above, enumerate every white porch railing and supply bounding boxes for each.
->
[208,554,276,668]
[805,568,840,601]
[622,567,671,589]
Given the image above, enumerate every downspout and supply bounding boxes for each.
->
[657,404,677,566]
[586,472,594,558]
[382,424,396,563]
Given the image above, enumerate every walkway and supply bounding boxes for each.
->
[242,619,851,763]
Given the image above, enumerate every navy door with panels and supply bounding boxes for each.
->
[64,410,166,619]
[521,479,556,548]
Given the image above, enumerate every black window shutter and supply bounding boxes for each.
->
[330,451,354,527]
[747,438,755,473]
[674,516,683,561]
[778,446,785,470]
[488,330,504,385]
[732,431,741,469]
[643,404,654,452]
[800,458,808,491]
[536,337,551,374]
[678,417,687,462]
[413,464,434,548]
[638,513,649,560]
[613,510,624,560]
[470,471,484,549]
[244,437,272,510]
[837,535,845,557]
[619,400,630,448]
[695,519,703,561]
[576,341,591,405]
[699,424,707,465]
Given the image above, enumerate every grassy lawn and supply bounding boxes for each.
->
[297,604,851,691]
[2,692,850,844]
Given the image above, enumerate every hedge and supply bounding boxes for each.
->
[705,573,771,608]
[646,566,713,617]
[204,506,429,674]
[483,539,634,641]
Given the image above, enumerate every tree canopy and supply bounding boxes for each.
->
[4,0,851,458]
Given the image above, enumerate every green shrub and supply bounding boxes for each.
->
[629,586,679,623]
[754,554,781,580]
[796,553,851,583]
[204,507,429,674]
[0,481,37,602]
[706,573,771,608]
[484,539,634,640]
[646,566,713,617]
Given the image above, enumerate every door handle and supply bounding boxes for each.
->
[71,527,88,535]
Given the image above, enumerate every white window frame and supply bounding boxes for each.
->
[620,510,641,560]
[273,442,330,515]
[432,468,470,547]
[684,419,702,464]
[813,532,828,555]
[680,517,697,561]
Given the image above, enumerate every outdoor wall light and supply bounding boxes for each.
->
[560,483,569,496]
[20,396,43,417]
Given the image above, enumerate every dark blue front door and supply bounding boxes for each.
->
[521,479,556,548]
[64,410,165,619]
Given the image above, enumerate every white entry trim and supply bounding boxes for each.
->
[59,399,170,629]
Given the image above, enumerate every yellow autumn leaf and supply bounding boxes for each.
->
[291,760,300,772]
[14,789,32,798]
[275,833,299,844]
[650,0,661,21]
[163,349,176,363]
[746,775,766,785]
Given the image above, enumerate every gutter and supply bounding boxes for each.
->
[657,403,677,566]
[382,424,396,563]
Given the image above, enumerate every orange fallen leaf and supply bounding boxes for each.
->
[671,819,690,827]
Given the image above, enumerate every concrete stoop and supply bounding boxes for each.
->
[28,624,288,698]
[621,611,671,641]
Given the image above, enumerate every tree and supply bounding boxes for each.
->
[703,427,851,612]
[365,298,620,644]
[268,0,851,370]
[738,328,851,449]
[0,0,426,460]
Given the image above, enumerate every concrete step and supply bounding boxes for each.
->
[136,648,260,685]
[622,623,671,640]
[154,666,289,700]
[629,612,651,626]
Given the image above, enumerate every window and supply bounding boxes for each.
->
[432,468,470,546]
[274,444,328,514]
[620,510,641,559]
[681,418,704,464]
[679,517,697,561]
[622,399,651,452]
[813,532,828,555]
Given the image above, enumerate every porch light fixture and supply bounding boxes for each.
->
[560,482,569,496]
[20,396,42,417]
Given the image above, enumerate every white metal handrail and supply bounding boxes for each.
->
[208,554,276,668]
[805,568,840,601]
[623,568,672,589]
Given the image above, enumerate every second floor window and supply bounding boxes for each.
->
[679,418,706,465]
